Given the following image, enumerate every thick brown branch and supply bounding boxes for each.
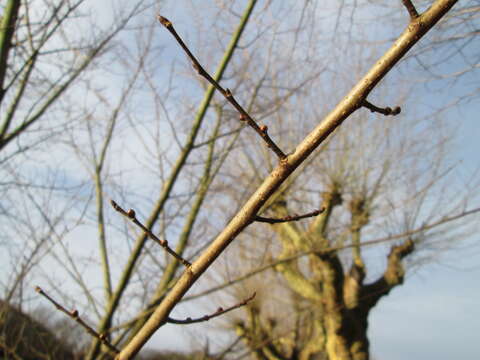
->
[362,100,401,116]
[402,0,419,19]
[157,15,286,160]
[167,292,256,325]
[255,207,325,224]
[35,286,119,354]
[110,200,191,267]
[361,239,415,309]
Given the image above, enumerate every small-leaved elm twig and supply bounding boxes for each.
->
[254,208,325,224]
[402,0,419,19]
[362,100,401,116]
[166,292,256,325]
[110,200,191,267]
[157,15,286,160]
[35,286,119,354]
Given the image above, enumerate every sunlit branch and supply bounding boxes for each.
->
[35,286,119,354]
[157,15,287,160]
[110,200,191,267]
[255,208,325,224]
[167,292,256,325]
[362,100,401,116]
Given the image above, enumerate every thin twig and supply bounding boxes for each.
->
[167,292,256,325]
[362,100,401,116]
[402,0,419,19]
[35,286,120,354]
[157,15,286,160]
[254,208,325,224]
[110,200,191,267]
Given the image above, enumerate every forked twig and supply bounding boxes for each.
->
[110,200,191,267]
[167,292,256,325]
[157,15,286,160]
[255,208,325,224]
[35,286,119,354]
[362,100,401,116]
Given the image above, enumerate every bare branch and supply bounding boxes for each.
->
[116,1,462,358]
[157,15,287,160]
[35,286,119,354]
[167,292,256,325]
[110,200,191,267]
[402,0,419,19]
[254,208,325,224]
[362,100,401,116]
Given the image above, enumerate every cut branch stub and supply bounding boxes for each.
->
[156,15,286,160]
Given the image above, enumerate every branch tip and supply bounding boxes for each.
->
[157,15,172,28]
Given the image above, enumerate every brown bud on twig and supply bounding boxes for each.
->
[127,209,136,219]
